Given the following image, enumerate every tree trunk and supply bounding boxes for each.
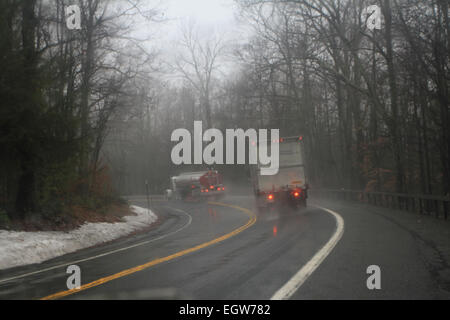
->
[15,0,38,216]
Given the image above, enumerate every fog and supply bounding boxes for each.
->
[0,0,449,213]
[0,0,449,302]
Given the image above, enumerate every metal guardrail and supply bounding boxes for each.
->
[311,189,450,220]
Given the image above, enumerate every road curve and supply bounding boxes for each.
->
[0,195,447,299]
[0,196,337,299]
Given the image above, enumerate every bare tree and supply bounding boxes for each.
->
[172,21,224,129]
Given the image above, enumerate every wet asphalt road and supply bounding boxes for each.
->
[0,195,448,300]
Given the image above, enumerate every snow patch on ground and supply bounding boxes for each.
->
[0,205,157,270]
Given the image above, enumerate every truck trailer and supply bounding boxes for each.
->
[250,136,308,210]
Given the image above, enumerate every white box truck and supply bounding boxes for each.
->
[250,136,308,210]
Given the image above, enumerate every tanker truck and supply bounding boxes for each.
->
[169,170,225,200]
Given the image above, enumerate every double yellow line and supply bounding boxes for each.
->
[41,202,256,300]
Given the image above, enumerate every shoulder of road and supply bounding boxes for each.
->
[311,197,450,296]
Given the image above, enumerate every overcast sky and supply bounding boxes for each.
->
[143,0,247,80]
[166,0,236,26]
[158,0,245,45]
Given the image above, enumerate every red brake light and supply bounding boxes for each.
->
[210,185,214,189]
[268,194,274,200]
[294,192,299,197]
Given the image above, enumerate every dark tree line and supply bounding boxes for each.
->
[231,0,449,194]
[0,0,158,219]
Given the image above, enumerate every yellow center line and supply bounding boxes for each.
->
[40,202,256,300]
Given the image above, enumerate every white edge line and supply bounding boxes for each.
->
[0,206,192,285]
[270,206,345,300]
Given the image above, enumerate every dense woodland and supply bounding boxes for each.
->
[0,0,159,220]
[0,0,449,221]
